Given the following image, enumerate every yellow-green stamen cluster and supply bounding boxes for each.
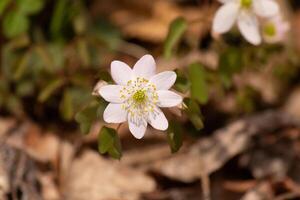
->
[119,77,159,126]
[241,0,252,8]
[264,23,276,37]
[133,90,146,103]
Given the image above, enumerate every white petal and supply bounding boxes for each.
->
[103,103,127,123]
[133,54,156,79]
[213,2,239,34]
[218,0,235,3]
[128,116,147,139]
[237,11,261,45]
[148,107,168,131]
[111,61,133,85]
[150,71,176,90]
[99,85,124,103]
[253,0,279,18]
[157,90,183,107]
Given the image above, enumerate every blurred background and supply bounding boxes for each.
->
[1,0,300,199]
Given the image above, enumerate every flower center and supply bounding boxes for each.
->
[119,77,159,124]
[264,23,276,37]
[240,0,252,8]
[133,90,146,103]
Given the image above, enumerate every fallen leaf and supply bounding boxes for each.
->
[64,150,156,200]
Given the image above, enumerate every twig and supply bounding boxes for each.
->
[200,172,211,200]
[199,151,211,200]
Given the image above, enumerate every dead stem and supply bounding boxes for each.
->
[199,151,211,200]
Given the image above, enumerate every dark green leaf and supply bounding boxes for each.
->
[98,127,115,153]
[167,121,183,153]
[188,63,209,104]
[50,0,68,38]
[174,69,190,93]
[184,98,204,130]
[38,79,64,102]
[219,48,243,88]
[163,17,187,59]
[3,10,29,38]
[98,126,122,159]
[75,101,99,135]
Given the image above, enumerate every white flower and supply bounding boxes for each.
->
[213,0,279,45]
[97,55,183,139]
[262,15,290,44]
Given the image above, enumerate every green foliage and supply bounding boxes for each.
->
[98,126,122,159]
[219,48,243,88]
[163,17,187,59]
[75,101,101,135]
[0,0,121,127]
[38,79,64,103]
[50,0,69,39]
[2,0,44,38]
[0,0,11,15]
[184,98,204,130]
[16,0,44,15]
[174,69,190,93]
[60,90,74,121]
[3,10,29,38]
[0,0,297,160]
[188,63,209,104]
[167,121,183,153]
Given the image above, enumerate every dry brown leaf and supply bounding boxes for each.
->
[0,152,9,199]
[284,87,300,120]
[0,118,16,138]
[241,182,273,200]
[64,150,156,200]
[39,173,60,200]
[151,111,299,183]
[23,123,60,164]
[111,1,212,43]
[292,11,300,52]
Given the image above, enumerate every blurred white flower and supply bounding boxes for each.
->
[213,0,279,45]
[97,55,182,139]
[262,15,290,44]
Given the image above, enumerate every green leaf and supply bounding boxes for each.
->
[188,63,209,104]
[60,90,74,121]
[50,0,68,39]
[185,98,204,130]
[163,17,187,59]
[167,121,183,153]
[16,0,44,15]
[16,80,34,97]
[3,10,29,38]
[38,79,64,102]
[0,0,11,15]
[219,48,243,88]
[13,51,31,80]
[98,126,122,159]
[75,101,99,135]
[77,39,90,67]
[93,19,122,50]
[174,69,190,93]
